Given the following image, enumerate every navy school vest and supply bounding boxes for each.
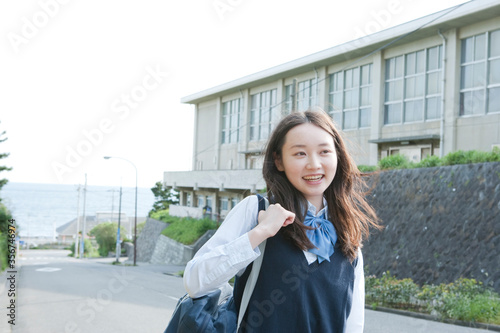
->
[233,230,358,333]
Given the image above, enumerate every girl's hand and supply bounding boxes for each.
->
[248,203,295,249]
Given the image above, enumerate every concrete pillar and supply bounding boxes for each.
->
[443,28,459,154]
[370,50,384,164]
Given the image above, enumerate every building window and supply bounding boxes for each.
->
[250,89,278,141]
[460,29,500,115]
[219,197,228,211]
[221,98,241,144]
[329,64,373,129]
[297,79,317,111]
[197,196,204,208]
[384,46,443,125]
[231,198,239,209]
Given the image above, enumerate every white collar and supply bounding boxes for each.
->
[306,197,328,218]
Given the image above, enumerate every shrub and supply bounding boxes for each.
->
[67,238,99,258]
[150,209,170,221]
[441,149,500,166]
[365,271,420,310]
[378,154,410,170]
[358,165,378,173]
[416,155,441,168]
[89,222,119,257]
[367,273,500,325]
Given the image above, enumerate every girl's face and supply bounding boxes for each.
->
[274,123,338,211]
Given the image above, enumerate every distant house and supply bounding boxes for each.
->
[56,212,146,244]
[165,0,500,219]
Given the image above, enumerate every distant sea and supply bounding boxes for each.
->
[0,182,155,238]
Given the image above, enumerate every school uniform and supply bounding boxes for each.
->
[184,195,365,333]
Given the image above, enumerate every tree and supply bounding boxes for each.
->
[149,181,179,215]
[0,122,12,201]
[89,222,118,257]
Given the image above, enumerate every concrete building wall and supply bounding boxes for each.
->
[194,101,218,171]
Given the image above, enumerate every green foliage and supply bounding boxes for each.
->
[365,272,420,309]
[0,123,12,198]
[149,181,179,216]
[416,155,442,168]
[441,149,500,166]
[0,203,13,270]
[89,222,119,257]
[378,154,410,170]
[365,149,500,173]
[358,165,377,173]
[150,209,171,221]
[160,215,218,245]
[66,238,99,258]
[0,233,6,271]
[417,278,500,323]
[366,272,500,325]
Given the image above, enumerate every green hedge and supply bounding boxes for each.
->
[366,271,500,325]
[358,148,500,172]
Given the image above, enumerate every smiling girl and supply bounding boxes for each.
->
[183,109,380,332]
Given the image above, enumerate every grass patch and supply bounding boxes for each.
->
[160,216,218,245]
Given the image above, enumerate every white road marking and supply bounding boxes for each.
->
[35,267,61,272]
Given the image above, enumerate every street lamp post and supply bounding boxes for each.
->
[104,156,138,266]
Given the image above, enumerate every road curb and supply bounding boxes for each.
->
[366,305,500,332]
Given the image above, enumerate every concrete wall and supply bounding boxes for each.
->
[363,162,500,293]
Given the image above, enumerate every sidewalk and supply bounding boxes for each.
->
[365,308,497,333]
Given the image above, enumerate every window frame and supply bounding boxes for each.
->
[384,45,443,125]
[459,29,500,116]
[328,63,373,130]
[221,98,241,144]
[250,89,278,141]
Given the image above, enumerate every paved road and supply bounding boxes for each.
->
[3,250,185,333]
[0,250,493,333]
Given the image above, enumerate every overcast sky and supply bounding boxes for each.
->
[0,0,470,188]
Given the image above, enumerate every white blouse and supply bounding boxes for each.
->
[183,195,365,333]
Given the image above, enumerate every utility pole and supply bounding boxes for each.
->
[108,189,118,221]
[80,174,87,259]
[74,185,81,258]
[115,184,122,263]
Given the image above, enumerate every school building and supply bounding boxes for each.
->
[164,0,500,219]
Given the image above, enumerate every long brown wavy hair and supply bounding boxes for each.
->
[262,109,380,261]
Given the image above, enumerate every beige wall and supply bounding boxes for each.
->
[194,101,218,171]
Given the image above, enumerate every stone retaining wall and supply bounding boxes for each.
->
[363,162,500,293]
[135,218,168,262]
[149,230,216,266]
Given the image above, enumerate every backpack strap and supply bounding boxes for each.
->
[237,194,268,330]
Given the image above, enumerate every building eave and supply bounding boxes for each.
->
[369,135,441,144]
